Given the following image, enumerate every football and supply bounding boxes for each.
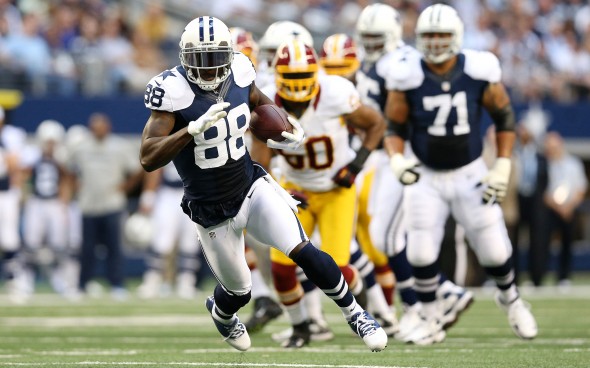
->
[250,104,293,142]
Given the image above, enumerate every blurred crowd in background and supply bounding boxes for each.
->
[1,0,590,102]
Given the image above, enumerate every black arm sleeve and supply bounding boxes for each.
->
[489,104,516,132]
[385,119,409,139]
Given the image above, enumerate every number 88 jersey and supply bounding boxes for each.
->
[144,52,262,203]
[386,48,502,170]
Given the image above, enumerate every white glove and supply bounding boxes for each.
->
[187,102,230,136]
[390,153,420,185]
[266,116,305,150]
[480,157,511,204]
[263,174,300,213]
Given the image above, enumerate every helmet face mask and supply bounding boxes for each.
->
[179,16,234,91]
[355,4,402,63]
[259,21,313,67]
[415,4,464,64]
[416,32,457,64]
[274,40,319,102]
[320,33,360,78]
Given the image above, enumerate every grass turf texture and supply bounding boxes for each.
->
[1,284,589,368]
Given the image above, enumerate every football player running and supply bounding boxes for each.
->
[140,16,387,352]
[355,3,474,344]
[250,38,385,348]
[384,4,538,343]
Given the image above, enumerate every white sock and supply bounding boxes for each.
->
[341,301,364,321]
[250,269,271,299]
[304,287,324,322]
[367,284,392,317]
[285,301,308,325]
[500,285,519,304]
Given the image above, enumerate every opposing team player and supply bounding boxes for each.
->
[256,21,314,89]
[319,33,360,80]
[249,38,385,348]
[229,27,258,67]
[319,32,399,336]
[384,3,538,342]
[136,162,201,300]
[139,16,387,352]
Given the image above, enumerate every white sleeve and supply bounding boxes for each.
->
[232,52,256,88]
[320,75,361,115]
[378,47,424,91]
[144,68,195,112]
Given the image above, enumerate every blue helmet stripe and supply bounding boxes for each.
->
[198,16,204,42]
[209,17,214,41]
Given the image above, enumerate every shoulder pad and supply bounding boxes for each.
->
[317,75,361,115]
[144,67,194,112]
[378,46,424,91]
[232,52,256,88]
[463,49,502,83]
[1,124,27,152]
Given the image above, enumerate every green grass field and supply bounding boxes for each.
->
[1,283,589,368]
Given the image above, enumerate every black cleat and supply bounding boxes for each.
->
[281,320,311,348]
[244,296,283,333]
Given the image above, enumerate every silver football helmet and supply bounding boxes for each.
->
[258,21,313,65]
[415,4,464,64]
[355,4,402,63]
[36,119,65,144]
[179,16,234,91]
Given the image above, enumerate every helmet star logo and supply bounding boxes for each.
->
[160,70,177,80]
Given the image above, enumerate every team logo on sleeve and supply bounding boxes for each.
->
[349,95,361,110]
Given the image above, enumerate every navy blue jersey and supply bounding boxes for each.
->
[31,157,61,199]
[144,52,264,227]
[356,61,387,112]
[387,49,502,170]
[160,162,183,189]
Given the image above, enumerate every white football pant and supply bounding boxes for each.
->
[196,177,308,295]
[404,157,512,268]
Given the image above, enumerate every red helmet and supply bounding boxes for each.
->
[320,34,360,77]
[229,27,258,66]
[273,39,319,102]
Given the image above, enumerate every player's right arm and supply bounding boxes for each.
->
[383,90,420,185]
[140,110,193,172]
[383,90,409,157]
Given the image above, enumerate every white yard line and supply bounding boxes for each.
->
[0,362,428,368]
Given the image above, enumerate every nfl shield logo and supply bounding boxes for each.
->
[209,231,216,239]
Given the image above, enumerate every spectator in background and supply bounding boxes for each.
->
[514,107,550,286]
[2,12,52,94]
[543,132,588,288]
[70,12,107,95]
[68,113,143,299]
[134,1,168,47]
[98,14,133,93]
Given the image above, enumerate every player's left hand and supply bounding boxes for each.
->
[479,157,511,204]
[332,164,361,188]
[266,116,305,150]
